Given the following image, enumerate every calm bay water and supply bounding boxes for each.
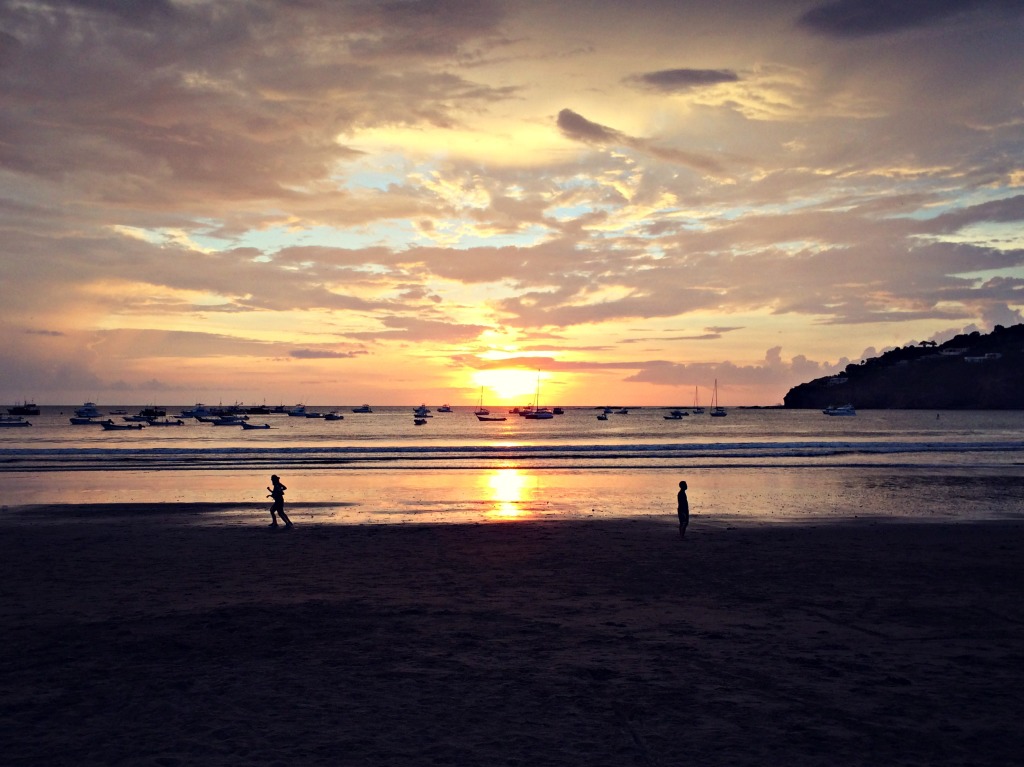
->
[2,405,1023,522]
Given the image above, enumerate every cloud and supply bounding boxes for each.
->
[556,109,726,175]
[289,349,367,359]
[24,328,65,337]
[798,0,1024,38]
[626,68,740,92]
[2,1,1023,405]
[347,316,491,343]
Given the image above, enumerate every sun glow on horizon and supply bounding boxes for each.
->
[471,368,549,403]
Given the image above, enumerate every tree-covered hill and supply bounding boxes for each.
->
[783,324,1024,409]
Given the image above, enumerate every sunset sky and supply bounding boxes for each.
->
[2,0,1023,407]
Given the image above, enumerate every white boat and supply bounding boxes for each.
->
[413,404,432,417]
[0,416,31,427]
[823,403,856,416]
[710,380,727,417]
[287,405,307,417]
[179,404,214,418]
[436,404,452,413]
[75,402,103,418]
[206,414,247,425]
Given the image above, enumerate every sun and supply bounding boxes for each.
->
[472,369,544,403]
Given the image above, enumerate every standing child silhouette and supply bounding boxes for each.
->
[267,474,292,528]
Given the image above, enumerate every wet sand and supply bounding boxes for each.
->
[2,506,1022,766]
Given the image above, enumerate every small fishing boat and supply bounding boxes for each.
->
[823,403,856,416]
[209,415,247,425]
[0,416,31,427]
[324,412,344,421]
[436,404,452,413]
[476,414,507,422]
[241,422,271,430]
[352,404,373,413]
[414,417,427,425]
[664,409,688,419]
[102,421,144,430]
[146,418,185,426]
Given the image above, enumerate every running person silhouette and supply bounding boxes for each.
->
[267,474,293,528]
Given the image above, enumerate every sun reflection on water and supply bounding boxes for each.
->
[484,468,533,520]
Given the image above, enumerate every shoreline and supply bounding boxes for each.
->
[3,512,1022,765]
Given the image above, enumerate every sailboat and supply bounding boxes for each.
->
[710,379,727,417]
[522,373,554,419]
[475,386,506,421]
[692,386,704,415]
[474,387,490,416]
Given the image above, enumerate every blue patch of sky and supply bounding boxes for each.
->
[222,221,424,254]
[335,161,409,193]
[887,185,1019,222]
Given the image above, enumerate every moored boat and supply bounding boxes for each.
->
[823,403,856,416]
[102,421,145,431]
[710,380,727,417]
[352,404,373,413]
[75,402,103,419]
[8,402,40,416]
[0,416,31,427]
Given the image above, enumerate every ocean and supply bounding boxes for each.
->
[2,405,1023,524]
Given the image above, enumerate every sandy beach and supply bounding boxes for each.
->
[2,506,1022,766]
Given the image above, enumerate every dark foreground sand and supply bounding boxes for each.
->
[2,506,1022,766]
